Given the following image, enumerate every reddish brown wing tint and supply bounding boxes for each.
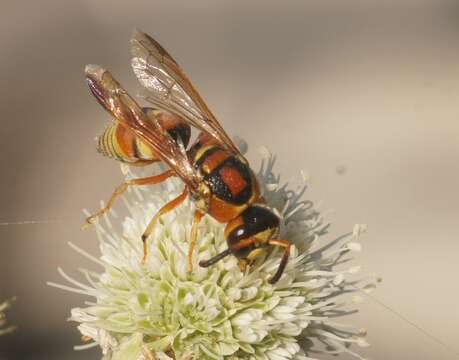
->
[130,29,243,157]
[85,64,201,193]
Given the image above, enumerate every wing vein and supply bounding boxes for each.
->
[130,29,242,156]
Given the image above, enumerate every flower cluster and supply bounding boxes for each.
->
[0,298,15,336]
[49,146,375,360]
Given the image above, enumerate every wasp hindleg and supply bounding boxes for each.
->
[83,170,175,229]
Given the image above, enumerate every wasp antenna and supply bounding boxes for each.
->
[199,248,232,268]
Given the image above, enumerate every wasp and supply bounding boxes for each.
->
[84,30,291,284]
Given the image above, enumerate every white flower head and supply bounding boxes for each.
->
[49,145,375,360]
[0,298,15,336]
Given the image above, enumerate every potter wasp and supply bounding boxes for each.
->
[84,30,291,284]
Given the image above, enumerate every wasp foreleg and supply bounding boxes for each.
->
[267,239,291,284]
[235,238,265,271]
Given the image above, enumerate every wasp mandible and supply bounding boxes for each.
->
[84,30,291,284]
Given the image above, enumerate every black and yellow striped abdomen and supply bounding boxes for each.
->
[97,108,191,166]
[97,121,154,165]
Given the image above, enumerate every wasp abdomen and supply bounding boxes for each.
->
[97,109,191,166]
[97,122,126,162]
[97,122,155,165]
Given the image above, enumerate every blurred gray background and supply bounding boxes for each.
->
[1,0,459,359]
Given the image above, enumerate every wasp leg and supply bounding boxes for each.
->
[247,248,266,264]
[188,210,204,273]
[141,187,188,263]
[238,259,249,272]
[267,239,291,284]
[83,170,175,229]
[238,248,266,271]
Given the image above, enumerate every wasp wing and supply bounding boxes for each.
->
[85,64,201,193]
[130,29,242,156]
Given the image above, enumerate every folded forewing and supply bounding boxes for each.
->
[130,29,242,156]
[85,64,201,192]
